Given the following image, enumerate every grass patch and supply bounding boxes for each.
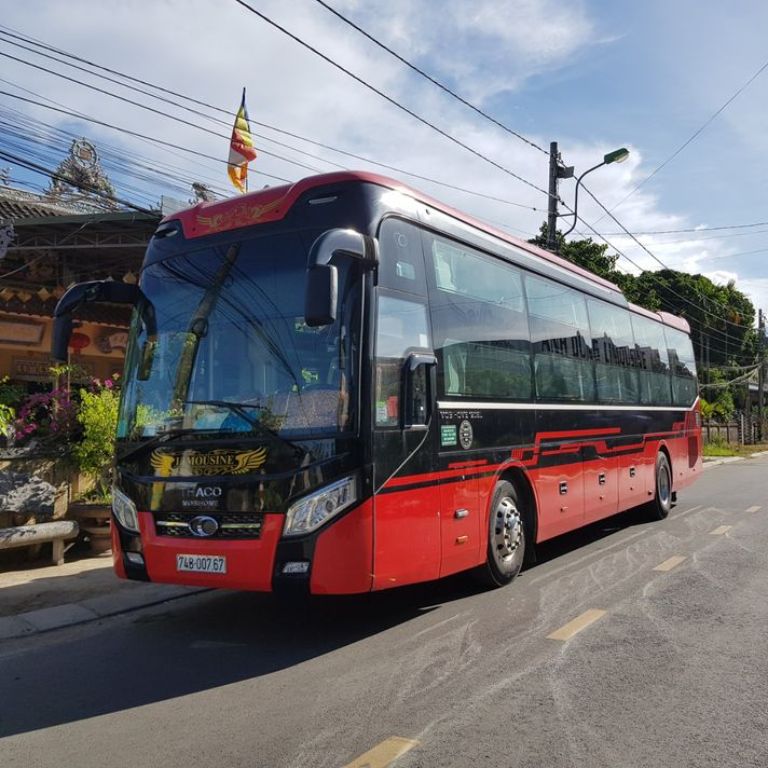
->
[703,441,768,458]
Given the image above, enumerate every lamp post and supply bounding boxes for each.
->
[559,147,629,239]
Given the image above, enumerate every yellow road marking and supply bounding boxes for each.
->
[343,737,419,768]
[746,506,761,513]
[709,525,732,535]
[547,609,606,641]
[654,555,687,572]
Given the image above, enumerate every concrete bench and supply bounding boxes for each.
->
[0,520,79,566]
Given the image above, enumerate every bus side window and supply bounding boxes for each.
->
[377,218,427,296]
[631,314,672,406]
[426,234,532,401]
[375,294,430,427]
[526,274,594,402]
[665,327,698,406]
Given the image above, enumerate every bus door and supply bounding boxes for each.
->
[371,268,440,588]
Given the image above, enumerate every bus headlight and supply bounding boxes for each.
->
[283,476,357,537]
[112,487,140,533]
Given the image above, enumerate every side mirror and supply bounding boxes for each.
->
[304,228,377,327]
[402,353,437,429]
[52,280,147,361]
[305,264,338,327]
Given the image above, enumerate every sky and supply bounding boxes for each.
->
[1,0,767,318]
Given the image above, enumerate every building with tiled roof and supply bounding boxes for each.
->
[0,146,160,389]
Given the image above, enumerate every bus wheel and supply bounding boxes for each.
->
[649,452,673,520]
[475,480,526,588]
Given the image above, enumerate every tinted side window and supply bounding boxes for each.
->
[631,314,672,405]
[426,234,532,400]
[375,294,430,426]
[587,300,639,404]
[526,275,594,402]
[665,327,698,406]
[377,218,427,296]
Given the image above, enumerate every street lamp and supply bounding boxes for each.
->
[560,147,629,238]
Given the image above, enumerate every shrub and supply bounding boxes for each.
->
[72,379,120,499]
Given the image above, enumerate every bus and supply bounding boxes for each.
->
[53,171,702,594]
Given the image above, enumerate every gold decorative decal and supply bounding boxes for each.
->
[196,198,283,232]
[150,447,268,477]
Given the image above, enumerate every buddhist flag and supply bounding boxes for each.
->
[227,88,257,193]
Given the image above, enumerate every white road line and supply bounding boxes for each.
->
[746,506,762,513]
[653,555,687,572]
[547,609,606,641]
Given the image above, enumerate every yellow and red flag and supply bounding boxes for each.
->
[227,88,257,193]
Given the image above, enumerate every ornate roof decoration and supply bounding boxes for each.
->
[47,138,118,211]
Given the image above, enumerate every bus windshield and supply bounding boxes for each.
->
[117,231,360,441]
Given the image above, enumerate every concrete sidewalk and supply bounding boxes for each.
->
[0,553,206,641]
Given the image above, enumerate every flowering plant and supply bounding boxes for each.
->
[13,387,78,444]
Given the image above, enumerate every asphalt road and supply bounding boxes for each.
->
[2,456,767,767]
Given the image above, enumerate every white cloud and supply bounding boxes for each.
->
[1,0,764,323]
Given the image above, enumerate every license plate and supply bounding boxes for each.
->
[176,554,227,574]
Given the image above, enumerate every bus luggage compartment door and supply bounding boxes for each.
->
[438,471,481,577]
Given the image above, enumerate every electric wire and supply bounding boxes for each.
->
[232,0,554,202]
[0,47,328,176]
[580,183,753,332]
[604,221,768,236]
[596,54,768,219]
[0,26,541,212]
[311,0,548,156]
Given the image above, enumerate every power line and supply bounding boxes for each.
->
[580,183,752,332]
[596,54,768,219]
[0,25,542,213]
[232,0,553,202]
[311,0,548,156]
[603,221,768,237]
[564,203,758,361]
[0,47,330,177]
[0,89,292,184]
[0,147,155,214]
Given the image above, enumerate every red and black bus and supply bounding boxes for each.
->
[53,171,702,594]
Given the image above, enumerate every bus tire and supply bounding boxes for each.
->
[648,451,673,521]
[474,480,526,588]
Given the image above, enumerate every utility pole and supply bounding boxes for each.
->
[546,141,573,252]
[759,309,766,441]
[546,142,559,252]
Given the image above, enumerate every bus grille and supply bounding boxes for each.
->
[154,512,263,539]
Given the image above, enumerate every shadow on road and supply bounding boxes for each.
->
[0,504,653,738]
[0,571,482,737]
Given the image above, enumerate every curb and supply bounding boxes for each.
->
[0,584,209,641]
[702,456,743,470]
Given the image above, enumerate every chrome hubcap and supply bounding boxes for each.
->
[493,497,523,572]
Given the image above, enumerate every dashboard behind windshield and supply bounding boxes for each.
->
[117,230,361,440]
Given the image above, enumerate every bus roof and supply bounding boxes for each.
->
[165,170,688,333]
